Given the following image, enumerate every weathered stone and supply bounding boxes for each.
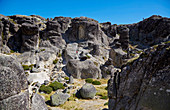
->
[0,90,29,110]
[109,48,127,67]
[80,83,96,99]
[127,15,170,48]
[50,91,70,106]
[21,23,39,52]
[66,59,101,79]
[65,17,108,45]
[108,43,170,110]
[69,76,74,84]
[117,25,129,50]
[31,93,48,110]
[0,54,28,100]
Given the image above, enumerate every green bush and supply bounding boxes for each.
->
[10,50,15,53]
[22,64,34,70]
[40,49,45,51]
[53,58,58,64]
[22,65,30,70]
[39,85,53,94]
[58,53,62,57]
[64,77,69,80]
[49,81,64,91]
[92,80,101,85]
[100,96,108,99]
[85,78,93,83]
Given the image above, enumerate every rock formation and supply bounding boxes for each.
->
[108,43,170,110]
[0,14,169,110]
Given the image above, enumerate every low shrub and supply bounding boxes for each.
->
[49,81,64,91]
[85,78,93,83]
[100,96,108,99]
[10,50,15,53]
[58,53,62,57]
[39,85,53,94]
[40,49,45,51]
[64,77,69,80]
[22,65,30,70]
[53,58,58,64]
[22,64,35,70]
[92,80,101,85]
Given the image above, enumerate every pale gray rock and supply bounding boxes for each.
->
[31,93,48,110]
[50,91,70,106]
[69,76,74,84]
[0,54,28,100]
[0,90,29,110]
[80,83,97,99]
[66,59,101,79]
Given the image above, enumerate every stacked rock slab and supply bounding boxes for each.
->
[117,25,129,50]
[21,23,39,52]
[65,17,109,46]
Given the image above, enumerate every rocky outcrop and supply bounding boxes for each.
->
[53,16,71,33]
[21,23,39,52]
[127,15,170,48]
[109,47,127,67]
[117,25,129,50]
[66,59,102,79]
[0,54,29,109]
[80,83,97,99]
[41,20,66,49]
[65,17,109,45]
[108,43,170,110]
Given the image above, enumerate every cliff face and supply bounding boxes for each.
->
[108,43,170,110]
[127,15,170,48]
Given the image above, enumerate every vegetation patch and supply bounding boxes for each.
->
[100,96,108,99]
[22,64,34,70]
[92,80,101,85]
[49,81,64,91]
[64,77,69,80]
[40,49,45,51]
[39,84,53,94]
[93,62,98,67]
[164,40,170,44]
[10,50,15,53]
[85,78,93,83]
[53,58,58,64]
[58,53,62,57]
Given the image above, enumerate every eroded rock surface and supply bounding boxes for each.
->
[108,43,170,110]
